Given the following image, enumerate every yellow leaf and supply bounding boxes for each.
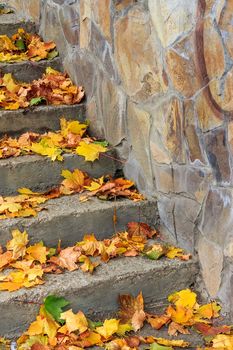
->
[212,334,233,349]
[27,316,44,336]
[84,177,104,191]
[96,319,120,339]
[168,289,197,309]
[45,67,60,75]
[26,243,48,264]
[116,323,133,335]
[196,302,221,320]
[60,118,87,137]
[60,309,88,334]
[76,141,107,161]
[18,188,41,195]
[3,73,20,93]
[153,337,190,348]
[6,229,28,259]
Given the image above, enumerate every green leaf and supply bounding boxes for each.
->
[44,295,70,323]
[30,97,46,106]
[149,343,173,350]
[88,319,103,330]
[93,140,109,147]
[47,50,59,60]
[15,39,26,51]
[145,250,164,260]
[47,247,56,258]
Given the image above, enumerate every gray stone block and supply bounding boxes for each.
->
[0,152,116,196]
[0,104,86,137]
[0,257,199,338]
[0,197,159,246]
[0,14,36,36]
[0,57,62,82]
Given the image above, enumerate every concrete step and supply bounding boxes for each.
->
[0,57,62,82]
[0,104,86,137]
[0,197,158,246]
[0,152,117,196]
[0,14,36,36]
[0,256,199,338]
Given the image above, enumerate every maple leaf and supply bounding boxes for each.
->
[149,343,173,350]
[76,141,107,161]
[6,229,29,259]
[60,118,87,137]
[168,289,197,309]
[118,292,146,331]
[127,222,157,239]
[146,314,170,330]
[79,255,99,273]
[0,251,13,270]
[26,242,48,264]
[44,295,69,323]
[195,302,221,320]
[142,337,190,348]
[50,246,81,271]
[168,321,190,336]
[60,310,88,334]
[96,319,120,339]
[194,323,231,336]
[212,334,233,349]
[60,169,85,194]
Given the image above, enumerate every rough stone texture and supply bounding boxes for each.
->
[7,0,40,22]
[0,104,86,137]
[114,5,166,102]
[0,197,159,246]
[0,57,62,82]
[0,257,198,339]
[37,0,233,318]
[0,152,116,196]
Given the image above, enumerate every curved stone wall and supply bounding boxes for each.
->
[38,0,233,317]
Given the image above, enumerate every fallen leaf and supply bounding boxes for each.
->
[119,292,146,331]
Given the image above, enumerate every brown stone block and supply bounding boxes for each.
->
[114,5,166,102]
[204,128,231,183]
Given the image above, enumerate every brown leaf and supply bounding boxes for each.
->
[119,292,146,331]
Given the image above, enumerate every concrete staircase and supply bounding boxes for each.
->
[0,15,199,339]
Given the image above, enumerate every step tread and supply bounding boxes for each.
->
[0,257,197,303]
[0,256,198,338]
[0,57,62,82]
[0,103,86,136]
[0,14,36,35]
[0,152,116,196]
[0,196,158,245]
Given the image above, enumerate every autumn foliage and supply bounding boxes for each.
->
[0,223,190,292]
[0,169,144,220]
[1,289,232,350]
[0,67,84,110]
[0,28,57,62]
[0,118,108,161]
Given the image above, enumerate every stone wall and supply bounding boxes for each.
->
[38,0,233,317]
[7,0,40,22]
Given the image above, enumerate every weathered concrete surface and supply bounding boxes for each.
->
[0,257,198,338]
[0,14,36,35]
[0,197,159,246]
[0,104,86,136]
[0,152,117,196]
[0,57,62,82]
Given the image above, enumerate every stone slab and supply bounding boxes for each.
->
[0,104,86,137]
[0,197,159,246]
[0,57,62,82]
[0,152,117,196]
[0,14,36,36]
[0,256,198,338]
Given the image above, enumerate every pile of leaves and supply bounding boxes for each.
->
[1,290,232,350]
[0,4,13,14]
[0,169,144,220]
[0,28,57,62]
[0,67,84,110]
[0,222,190,292]
[0,118,108,161]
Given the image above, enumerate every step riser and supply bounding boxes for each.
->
[0,199,159,246]
[0,153,116,196]
[0,259,199,338]
[0,57,62,82]
[0,19,36,36]
[0,104,86,137]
